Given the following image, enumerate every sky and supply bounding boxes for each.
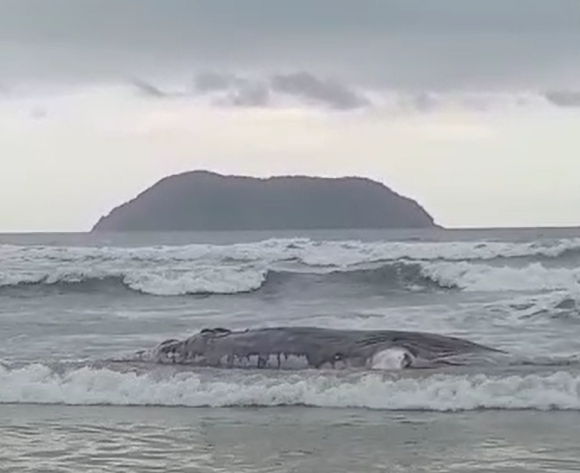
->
[1,0,580,232]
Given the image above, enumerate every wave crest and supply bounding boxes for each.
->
[0,266,268,296]
[1,260,580,296]
[2,364,580,411]
[2,238,580,296]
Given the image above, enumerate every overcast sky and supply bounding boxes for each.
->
[1,0,580,231]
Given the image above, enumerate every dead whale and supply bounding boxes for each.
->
[134,326,506,371]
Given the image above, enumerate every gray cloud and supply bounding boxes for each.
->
[192,73,271,107]
[126,71,369,110]
[127,72,580,114]
[226,82,271,108]
[270,72,369,110]
[5,0,577,89]
[129,78,174,98]
[543,90,580,108]
[189,72,369,110]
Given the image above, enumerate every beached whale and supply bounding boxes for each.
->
[134,326,506,370]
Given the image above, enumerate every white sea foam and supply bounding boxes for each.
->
[1,238,579,295]
[121,266,268,296]
[421,261,580,292]
[1,364,580,411]
[2,237,579,267]
[0,263,268,295]
[500,290,580,322]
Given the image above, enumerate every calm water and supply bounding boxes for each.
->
[2,227,580,472]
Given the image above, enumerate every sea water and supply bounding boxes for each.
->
[2,228,580,472]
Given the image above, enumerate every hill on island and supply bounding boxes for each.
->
[91,171,439,232]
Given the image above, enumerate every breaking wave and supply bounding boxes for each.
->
[2,236,580,265]
[0,266,268,296]
[2,363,580,411]
[1,261,579,296]
[1,238,580,296]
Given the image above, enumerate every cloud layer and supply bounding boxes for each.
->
[127,71,580,113]
[2,0,579,89]
[1,0,580,231]
[130,72,370,110]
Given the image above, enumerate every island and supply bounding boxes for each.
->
[91,171,439,232]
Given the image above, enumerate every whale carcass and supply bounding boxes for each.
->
[134,326,506,370]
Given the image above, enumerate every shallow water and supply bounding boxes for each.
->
[2,405,580,473]
[2,228,580,471]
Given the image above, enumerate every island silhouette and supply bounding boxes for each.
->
[91,170,439,232]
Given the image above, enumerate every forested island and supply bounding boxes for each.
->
[91,171,439,231]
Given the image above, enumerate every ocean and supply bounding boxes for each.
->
[2,0,580,470]
[2,227,580,472]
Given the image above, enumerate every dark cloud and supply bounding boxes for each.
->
[188,72,369,110]
[227,82,271,108]
[191,73,268,107]
[270,72,369,110]
[129,79,172,98]
[543,90,580,108]
[127,72,580,113]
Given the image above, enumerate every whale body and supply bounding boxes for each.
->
[134,326,506,371]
